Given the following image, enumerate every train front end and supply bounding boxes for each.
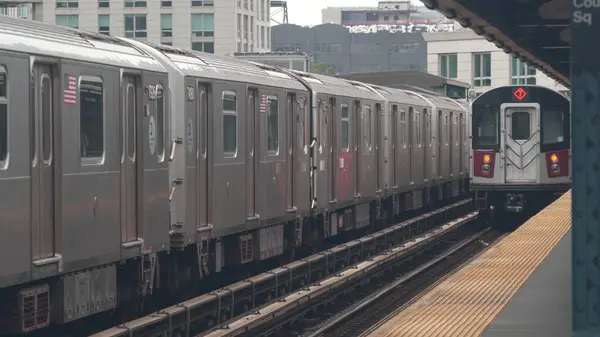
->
[470,85,571,216]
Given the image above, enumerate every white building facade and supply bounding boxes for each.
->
[423,30,567,96]
[0,0,271,55]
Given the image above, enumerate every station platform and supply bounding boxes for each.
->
[365,190,572,337]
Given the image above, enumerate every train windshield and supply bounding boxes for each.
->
[542,110,565,145]
[472,105,500,149]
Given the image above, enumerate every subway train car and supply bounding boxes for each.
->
[0,16,171,332]
[470,85,571,218]
[0,16,471,334]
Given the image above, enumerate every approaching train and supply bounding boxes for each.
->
[470,85,571,219]
[0,16,469,333]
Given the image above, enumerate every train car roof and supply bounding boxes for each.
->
[0,15,165,72]
[408,90,465,112]
[128,41,305,90]
[362,84,432,107]
[472,84,570,103]
[263,69,381,101]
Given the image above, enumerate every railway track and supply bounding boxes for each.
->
[303,228,506,337]
[196,210,482,337]
[92,199,473,337]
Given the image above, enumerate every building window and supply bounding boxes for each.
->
[191,42,215,54]
[511,56,536,85]
[191,0,214,6]
[56,15,79,28]
[98,15,109,34]
[223,91,237,156]
[56,0,78,9]
[79,77,104,161]
[124,1,147,7]
[98,0,109,8]
[0,69,7,165]
[473,53,492,87]
[317,43,342,53]
[191,13,215,37]
[125,14,147,39]
[267,97,279,154]
[161,1,172,7]
[161,14,172,38]
[439,54,457,79]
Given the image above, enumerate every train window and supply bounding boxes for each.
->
[223,91,237,156]
[156,84,165,161]
[297,99,305,149]
[542,110,565,145]
[363,105,372,151]
[80,77,104,162]
[472,105,499,149]
[425,109,431,146]
[321,101,329,151]
[511,111,530,140]
[444,114,450,145]
[415,111,421,147]
[41,75,52,164]
[127,84,136,161]
[400,110,406,147]
[267,96,279,154]
[0,70,6,165]
[392,105,398,149]
[341,104,349,150]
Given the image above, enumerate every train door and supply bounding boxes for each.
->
[375,103,382,192]
[408,107,414,183]
[287,93,296,209]
[449,112,454,172]
[438,110,443,179]
[459,113,464,174]
[503,106,539,183]
[391,105,398,188]
[198,83,211,225]
[31,63,58,261]
[121,75,140,243]
[353,100,361,196]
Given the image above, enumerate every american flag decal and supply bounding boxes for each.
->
[260,94,267,113]
[63,75,77,105]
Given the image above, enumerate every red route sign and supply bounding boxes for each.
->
[513,87,527,101]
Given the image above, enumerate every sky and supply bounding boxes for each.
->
[281,0,425,27]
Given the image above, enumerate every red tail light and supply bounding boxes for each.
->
[545,150,569,178]
[473,151,496,178]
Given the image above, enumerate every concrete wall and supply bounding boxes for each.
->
[272,23,426,75]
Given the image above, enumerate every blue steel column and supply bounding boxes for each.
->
[572,4,600,336]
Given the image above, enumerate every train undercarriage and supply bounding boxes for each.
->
[0,179,469,335]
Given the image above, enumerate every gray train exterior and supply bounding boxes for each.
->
[0,16,170,331]
[0,15,470,333]
[470,85,571,215]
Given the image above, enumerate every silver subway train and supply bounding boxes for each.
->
[0,16,470,333]
[470,85,571,220]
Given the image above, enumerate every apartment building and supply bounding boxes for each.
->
[423,30,567,96]
[0,0,271,55]
[321,0,446,25]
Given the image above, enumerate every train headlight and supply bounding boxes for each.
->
[551,163,559,173]
[550,154,559,163]
[482,164,491,172]
[483,154,492,164]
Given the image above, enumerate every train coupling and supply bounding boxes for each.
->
[505,193,525,212]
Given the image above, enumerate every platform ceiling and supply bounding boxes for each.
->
[420,0,570,87]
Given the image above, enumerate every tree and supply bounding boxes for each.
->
[311,62,336,75]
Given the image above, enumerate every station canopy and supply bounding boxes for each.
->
[421,0,570,87]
